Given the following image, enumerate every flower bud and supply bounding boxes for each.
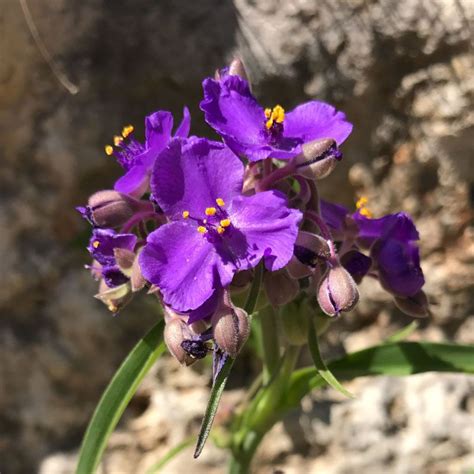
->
[317,265,359,317]
[164,318,196,366]
[394,290,430,318]
[264,270,299,306]
[228,58,249,82]
[94,280,131,314]
[287,231,330,279]
[85,190,148,228]
[212,305,250,358]
[293,138,342,180]
[130,251,146,292]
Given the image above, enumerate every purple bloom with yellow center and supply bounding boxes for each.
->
[105,108,191,197]
[88,228,137,288]
[139,137,302,313]
[200,74,352,162]
[320,198,425,297]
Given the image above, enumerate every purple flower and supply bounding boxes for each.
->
[200,74,352,162]
[88,228,137,287]
[105,108,191,197]
[139,137,302,313]
[320,199,425,297]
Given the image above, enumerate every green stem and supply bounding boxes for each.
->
[258,305,281,383]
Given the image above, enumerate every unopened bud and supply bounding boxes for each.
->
[95,280,131,314]
[394,290,430,318]
[264,270,299,306]
[212,305,250,358]
[130,249,146,292]
[287,231,330,279]
[293,138,342,180]
[317,265,359,317]
[228,58,249,82]
[230,269,253,293]
[86,190,149,228]
[164,319,196,366]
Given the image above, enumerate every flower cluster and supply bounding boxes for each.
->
[78,59,428,369]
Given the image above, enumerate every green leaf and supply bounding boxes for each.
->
[307,318,354,398]
[284,342,474,410]
[76,320,166,474]
[194,356,234,458]
[386,321,419,343]
[145,436,195,474]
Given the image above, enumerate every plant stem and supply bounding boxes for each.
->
[258,305,280,384]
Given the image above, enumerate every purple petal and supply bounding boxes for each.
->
[145,110,174,150]
[340,250,372,284]
[284,101,353,146]
[187,291,220,324]
[354,212,420,246]
[88,229,137,266]
[151,138,244,220]
[320,199,350,231]
[174,106,191,138]
[114,165,149,197]
[139,221,236,312]
[372,238,425,297]
[228,191,302,271]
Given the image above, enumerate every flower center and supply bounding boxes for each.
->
[104,124,145,170]
[264,105,285,143]
[356,196,373,218]
[182,197,232,236]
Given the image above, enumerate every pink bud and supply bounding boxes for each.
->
[212,305,250,358]
[317,265,359,317]
[293,139,341,180]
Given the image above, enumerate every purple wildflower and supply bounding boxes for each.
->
[320,198,425,297]
[88,228,137,288]
[200,74,352,162]
[105,107,191,197]
[139,137,302,313]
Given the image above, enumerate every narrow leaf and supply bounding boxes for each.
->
[76,320,166,474]
[386,321,419,343]
[194,356,234,458]
[145,436,195,474]
[307,318,354,398]
[284,342,474,410]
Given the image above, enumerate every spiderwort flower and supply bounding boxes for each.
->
[200,74,352,162]
[139,137,302,314]
[104,108,191,197]
[88,228,137,288]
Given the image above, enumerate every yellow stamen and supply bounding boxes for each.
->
[264,108,272,119]
[220,218,231,228]
[217,226,225,234]
[113,135,123,146]
[92,240,100,248]
[356,196,368,209]
[105,145,114,155]
[216,197,225,207]
[108,303,118,312]
[182,210,190,219]
[265,119,273,130]
[122,125,134,137]
[359,207,373,218]
[356,196,372,218]
[197,226,207,234]
[265,105,285,129]
[205,207,217,216]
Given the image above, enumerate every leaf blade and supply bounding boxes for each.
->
[76,320,166,474]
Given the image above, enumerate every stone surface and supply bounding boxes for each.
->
[0,0,473,472]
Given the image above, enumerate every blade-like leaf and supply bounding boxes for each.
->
[284,342,474,410]
[194,356,234,458]
[307,318,354,398]
[145,436,195,474]
[386,321,419,343]
[76,320,166,474]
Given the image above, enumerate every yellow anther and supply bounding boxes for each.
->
[265,119,273,130]
[217,226,225,234]
[122,125,134,137]
[220,218,231,228]
[105,145,114,155]
[92,240,100,248]
[356,196,369,209]
[197,226,207,234]
[264,108,272,119]
[205,207,217,216]
[113,135,123,146]
[216,198,225,207]
[108,303,118,313]
[182,210,190,219]
[359,207,373,218]
[265,105,285,129]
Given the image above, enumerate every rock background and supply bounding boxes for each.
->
[0,0,472,473]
